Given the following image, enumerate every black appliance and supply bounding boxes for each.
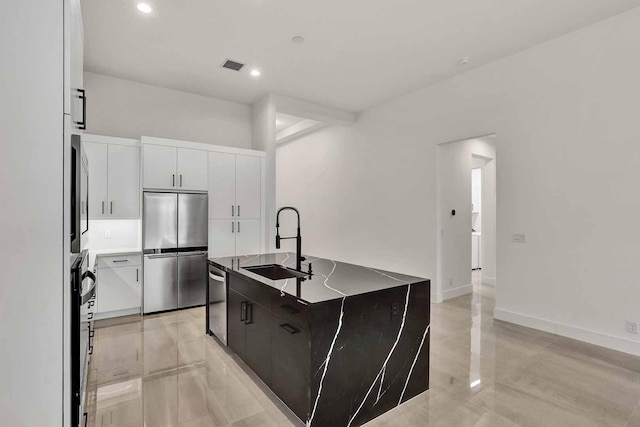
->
[71,134,89,253]
[70,250,96,427]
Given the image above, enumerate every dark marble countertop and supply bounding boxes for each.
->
[208,252,428,304]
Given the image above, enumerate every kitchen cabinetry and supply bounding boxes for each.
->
[83,139,140,219]
[227,273,308,419]
[208,152,261,219]
[143,144,208,191]
[95,253,142,317]
[208,219,261,257]
[208,152,262,257]
[65,0,86,131]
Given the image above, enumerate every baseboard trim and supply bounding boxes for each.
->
[442,284,472,301]
[481,276,496,286]
[94,307,141,321]
[494,308,640,357]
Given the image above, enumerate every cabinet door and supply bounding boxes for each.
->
[227,289,247,361]
[84,142,108,218]
[97,266,141,313]
[245,302,273,386]
[235,220,261,256]
[272,321,310,420]
[208,220,236,258]
[177,148,208,191]
[108,145,140,218]
[69,0,84,128]
[143,144,177,190]
[208,152,236,219]
[235,155,261,219]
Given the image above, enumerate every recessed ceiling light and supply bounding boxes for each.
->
[137,3,152,13]
[250,69,261,77]
[459,57,471,66]
[291,36,305,44]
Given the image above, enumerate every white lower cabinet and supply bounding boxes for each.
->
[96,254,142,316]
[208,219,261,257]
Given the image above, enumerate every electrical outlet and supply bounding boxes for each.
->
[104,230,111,239]
[512,233,527,243]
[627,321,638,335]
[391,302,400,320]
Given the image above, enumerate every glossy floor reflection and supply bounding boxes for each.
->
[86,272,640,427]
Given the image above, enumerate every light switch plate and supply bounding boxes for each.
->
[512,233,527,243]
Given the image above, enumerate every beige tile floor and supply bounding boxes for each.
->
[85,272,640,427]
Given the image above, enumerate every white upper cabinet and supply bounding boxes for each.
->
[208,152,236,219]
[143,144,207,191]
[84,142,108,218]
[177,148,208,191]
[83,137,140,219]
[143,144,177,190]
[108,145,140,218]
[235,155,261,219]
[65,0,85,131]
[208,152,261,220]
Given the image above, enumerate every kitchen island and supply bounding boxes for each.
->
[207,253,430,427]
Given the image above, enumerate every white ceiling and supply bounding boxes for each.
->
[82,0,639,113]
[276,113,306,132]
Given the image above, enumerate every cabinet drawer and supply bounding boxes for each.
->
[228,273,273,309]
[271,293,310,330]
[97,254,141,269]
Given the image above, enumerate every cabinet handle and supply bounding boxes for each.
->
[180,174,183,187]
[237,221,240,233]
[102,201,105,214]
[172,174,175,187]
[245,303,253,325]
[75,89,86,130]
[240,301,247,321]
[110,201,113,214]
[238,205,240,217]
[232,205,235,217]
[232,222,234,233]
[112,260,128,263]
[280,323,300,334]
[136,268,139,282]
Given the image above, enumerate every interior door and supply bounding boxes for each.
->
[108,144,140,218]
[227,289,247,360]
[143,193,177,251]
[177,148,208,191]
[208,152,236,219]
[83,142,108,218]
[177,252,207,308]
[208,220,236,258]
[143,144,176,190]
[235,220,261,256]
[235,155,261,219]
[178,193,208,249]
[143,254,178,313]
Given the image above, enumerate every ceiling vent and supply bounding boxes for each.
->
[221,59,245,72]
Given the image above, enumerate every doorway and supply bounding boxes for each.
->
[436,135,496,302]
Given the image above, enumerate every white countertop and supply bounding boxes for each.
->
[89,248,142,271]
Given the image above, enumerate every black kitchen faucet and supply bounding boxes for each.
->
[275,206,308,273]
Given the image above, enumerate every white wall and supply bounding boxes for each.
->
[437,137,496,301]
[0,1,64,425]
[88,220,141,250]
[277,7,640,355]
[84,72,252,148]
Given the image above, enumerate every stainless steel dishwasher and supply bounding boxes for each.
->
[207,264,227,345]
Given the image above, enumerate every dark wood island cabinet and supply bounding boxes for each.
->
[208,253,430,427]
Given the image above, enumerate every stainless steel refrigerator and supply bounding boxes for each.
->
[143,192,208,313]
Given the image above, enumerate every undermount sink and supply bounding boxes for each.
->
[243,264,310,280]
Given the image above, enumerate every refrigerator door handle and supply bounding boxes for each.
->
[146,253,178,259]
[178,251,208,257]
